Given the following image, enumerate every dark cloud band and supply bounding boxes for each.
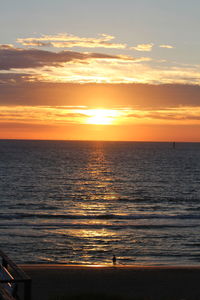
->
[0,47,132,70]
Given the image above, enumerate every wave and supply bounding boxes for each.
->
[0,222,197,230]
[0,212,199,220]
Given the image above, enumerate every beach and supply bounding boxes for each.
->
[20,265,200,300]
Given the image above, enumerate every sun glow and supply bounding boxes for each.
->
[86,109,119,125]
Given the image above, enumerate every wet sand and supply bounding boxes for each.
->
[20,265,200,300]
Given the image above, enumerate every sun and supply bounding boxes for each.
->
[86,109,118,125]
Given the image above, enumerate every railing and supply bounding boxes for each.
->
[0,250,31,300]
[0,284,15,300]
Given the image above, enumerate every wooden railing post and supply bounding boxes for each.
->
[0,250,32,300]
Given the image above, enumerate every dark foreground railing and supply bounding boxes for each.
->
[0,284,15,300]
[0,250,31,300]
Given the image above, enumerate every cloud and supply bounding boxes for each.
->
[0,44,15,49]
[130,43,154,52]
[17,33,127,49]
[0,73,30,84]
[0,105,89,125]
[159,44,174,49]
[35,58,200,85]
[131,43,174,51]
[0,47,134,70]
[127,107,200,122]
[0,105,200,128]
[1,82,200,110]
[1,45,200,86]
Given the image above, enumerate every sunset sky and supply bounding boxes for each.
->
[1,0,200,141]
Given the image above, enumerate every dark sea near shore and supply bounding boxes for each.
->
[0,140,200,266]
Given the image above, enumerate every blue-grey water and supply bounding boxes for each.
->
[0,140,200,266]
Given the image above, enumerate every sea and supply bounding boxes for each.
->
[0,140,200,266]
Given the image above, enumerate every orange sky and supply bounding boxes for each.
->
[1,122,200,142]
[0,82,200,141]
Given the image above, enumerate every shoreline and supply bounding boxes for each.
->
[20,263,200,269]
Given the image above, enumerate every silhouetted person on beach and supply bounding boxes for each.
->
[112,255,116,265]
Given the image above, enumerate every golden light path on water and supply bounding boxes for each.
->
[47,142,130,264]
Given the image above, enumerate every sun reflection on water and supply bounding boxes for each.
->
[61,143,121,263]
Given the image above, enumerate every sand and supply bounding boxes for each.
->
[19,265,200,300]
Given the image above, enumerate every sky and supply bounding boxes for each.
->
[0,0,200,141]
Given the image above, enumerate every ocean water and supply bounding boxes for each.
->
[0,140,200,266]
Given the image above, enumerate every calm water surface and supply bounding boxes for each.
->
[0,140,200,265]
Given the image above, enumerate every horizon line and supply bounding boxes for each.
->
[0,138,199,143]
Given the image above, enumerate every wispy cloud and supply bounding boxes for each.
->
[17,33,176,54]
[0,105,200,126]
[17,33,127,49]
[0,44,15,49]
[130,43,154,52]
[159,44,174,49]
[126,107,200,123]
[0,106,89,125]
